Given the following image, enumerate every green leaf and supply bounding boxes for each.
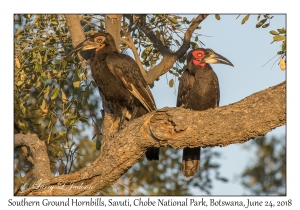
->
[91,80,97,88]
[51,87,59,100]
[44,86,50,99]
[169,79,174,88]
[73,73,81,88]
[168,16,178,24]
[40,99,47,110]
[282,40,286,51]
[35,62,41,73]
[16,81,24,87]
[270,30,279,35]
[242,14,250,24]
[20,103,26,115]
[195,36,198,42]
[40,76,45,83]
[256,19,267,28]
[190,42,198,49]
[68,118,77,127]
[215,14,221,20]
[15,27,22,35]
[262,23,270,28]
[15,58,21,68]
[273,35,285,42]
[257,14,261,21]
[277,28,286,34]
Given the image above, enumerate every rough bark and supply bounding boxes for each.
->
[15,82,286,195]
[65,15,86,46]
[105,15,122,52]
[14,134,52,181]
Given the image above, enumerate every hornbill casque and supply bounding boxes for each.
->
[177,48,234,178]
[70,32,159,160]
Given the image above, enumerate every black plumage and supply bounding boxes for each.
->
[177,48,233,178]
[70,32,159,160]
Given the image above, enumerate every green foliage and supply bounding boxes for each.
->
[237,14,273,28]
[241,14,250,24]
[240,136,286,195]
[236,14,286,69]
[270,28,286,63]
[215,14,221,20]
[14,14,103,177]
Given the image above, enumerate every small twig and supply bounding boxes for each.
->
[261,54,278,68]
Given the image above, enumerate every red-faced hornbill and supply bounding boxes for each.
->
[177,48,234,178]
[70,32,159,160]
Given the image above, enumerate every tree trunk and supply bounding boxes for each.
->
[105,15,122,52]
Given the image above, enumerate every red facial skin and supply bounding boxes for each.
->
[192,50,206,67]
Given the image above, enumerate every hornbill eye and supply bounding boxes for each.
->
[97,38,102,43]
[197,53,202,57]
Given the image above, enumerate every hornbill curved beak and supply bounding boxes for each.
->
[203,49,234,67]
[69,40,101,55]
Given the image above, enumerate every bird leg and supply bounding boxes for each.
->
[118,107,130,131]
[129,106,139,121]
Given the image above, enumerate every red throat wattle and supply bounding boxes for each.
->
[192,50,206,67]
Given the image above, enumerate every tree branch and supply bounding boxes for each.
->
[175,14,209,57]
[15,81,286,195]
[105,15,123,52]
[65,15,86,46]
[136,15,171,56]
[136,14,209,84]
[14,134,52,180]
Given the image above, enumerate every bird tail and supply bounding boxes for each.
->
[182,147,201,178]
[146,148,160,161]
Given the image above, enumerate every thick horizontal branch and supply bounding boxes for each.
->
[150,82,286,148]
[16,81,285,196]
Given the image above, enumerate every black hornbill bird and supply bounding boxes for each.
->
[70,32,159,160]
[177,48,234,178]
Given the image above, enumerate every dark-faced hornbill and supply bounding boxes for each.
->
[70,32,159,160]
[177,48,234,178]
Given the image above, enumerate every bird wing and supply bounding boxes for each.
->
[176,69,195,107]
[106,53,156,112]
